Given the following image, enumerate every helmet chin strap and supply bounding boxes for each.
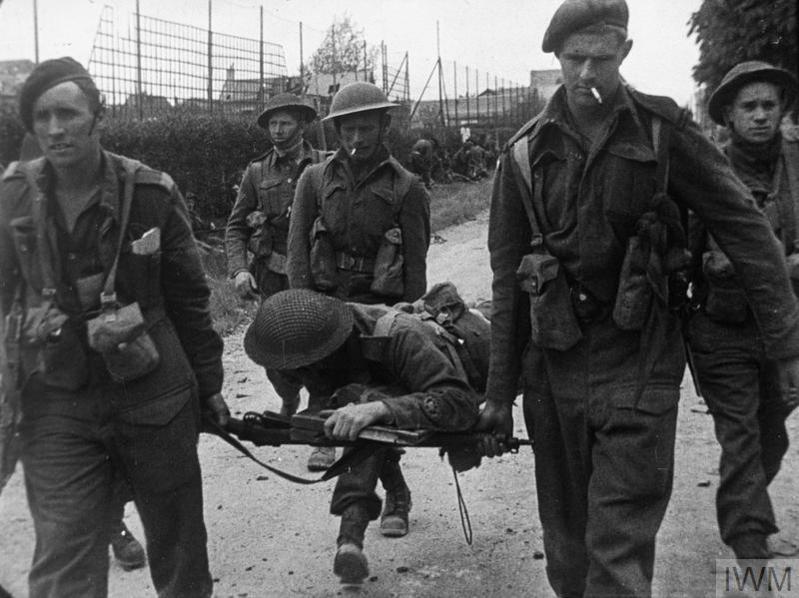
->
[273,126,305,156]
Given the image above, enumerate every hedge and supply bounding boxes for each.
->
[0,107,524,219]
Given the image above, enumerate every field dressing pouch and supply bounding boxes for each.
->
[370,227,404,298]
[510,138,582,351]
[85,160,160,383]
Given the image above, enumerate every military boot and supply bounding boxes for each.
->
[110,522,146,571]
[334,504,370,584]
[307,446,336,471]
[380,483,412,537]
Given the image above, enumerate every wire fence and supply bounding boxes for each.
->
[85,2,540,132]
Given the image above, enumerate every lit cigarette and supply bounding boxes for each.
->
[590,87,603,104]
[350,148,358,156]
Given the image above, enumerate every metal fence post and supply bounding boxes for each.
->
[207,0,213,114]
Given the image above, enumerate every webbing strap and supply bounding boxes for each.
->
[203,415,372,485]
[101,160,140,300]
[511,139,544,248]
[19,165,58,293]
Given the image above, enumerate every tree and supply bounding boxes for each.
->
[688,0,797,92]
[308,14,378,77]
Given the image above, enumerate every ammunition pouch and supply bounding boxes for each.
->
[245,210,273,258]
[702,249,749,323]
[87,301,160,383]
[370,227,405,298]
[516,252,582,351]
[613,236,653,331]
[20,298,89,391]
[309,216,337,291]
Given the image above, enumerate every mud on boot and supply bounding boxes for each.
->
[380,484,412,537]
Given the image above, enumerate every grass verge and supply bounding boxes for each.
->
[206,177,493,336]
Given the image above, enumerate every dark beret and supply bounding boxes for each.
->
[542,0,629,54]
[19,57,94,131]
[708,60,798,125]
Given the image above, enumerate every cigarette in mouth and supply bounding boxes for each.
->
[590,87,603,104]
[350,148,358,156]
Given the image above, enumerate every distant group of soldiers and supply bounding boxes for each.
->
[2,0,799,597]
[408,136,497,188]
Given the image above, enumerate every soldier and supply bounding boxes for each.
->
[243,289,480,584]
[18,131,147,571]
[477,1,799,596]
[0,57,229,597]
[225,93,329,469]
[287,81,431,538]
[687,61,799,562]
[408,137,434,189]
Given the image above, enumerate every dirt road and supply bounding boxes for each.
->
[1,201,797,597]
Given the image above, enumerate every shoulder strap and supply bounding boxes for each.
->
[652,115,671,195]
[510,138,544,249]
[101,161,139,304]
[17,163,58,296]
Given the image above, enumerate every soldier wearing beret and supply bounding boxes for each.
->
[0,57,229,597]
[687,61,799,562]
[224,92,331,470]
[477,0,799,595]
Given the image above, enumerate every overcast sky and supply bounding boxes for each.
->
[0,0,702,107]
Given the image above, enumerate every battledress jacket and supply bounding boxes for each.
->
[225,140,325,279]
[0,151,224,422]
[486,85,799,405]
[286,146,430,303]
[299,303,481,431]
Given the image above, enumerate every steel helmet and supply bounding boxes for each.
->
[257,93,317,128]
[323,82,398,121]
[243,289,354,370]
[708,61,798,125]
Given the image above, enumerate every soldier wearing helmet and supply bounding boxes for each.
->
[285,82,431,574]
[225,93,328,449]
[687,60,799,562]
[243,289,479,585]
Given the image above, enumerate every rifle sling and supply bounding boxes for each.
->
[203,415,376,485]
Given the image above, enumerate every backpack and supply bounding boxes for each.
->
[374,282,491,394]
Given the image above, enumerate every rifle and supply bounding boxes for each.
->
[226,410,531,452]
[203,410,532,485]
